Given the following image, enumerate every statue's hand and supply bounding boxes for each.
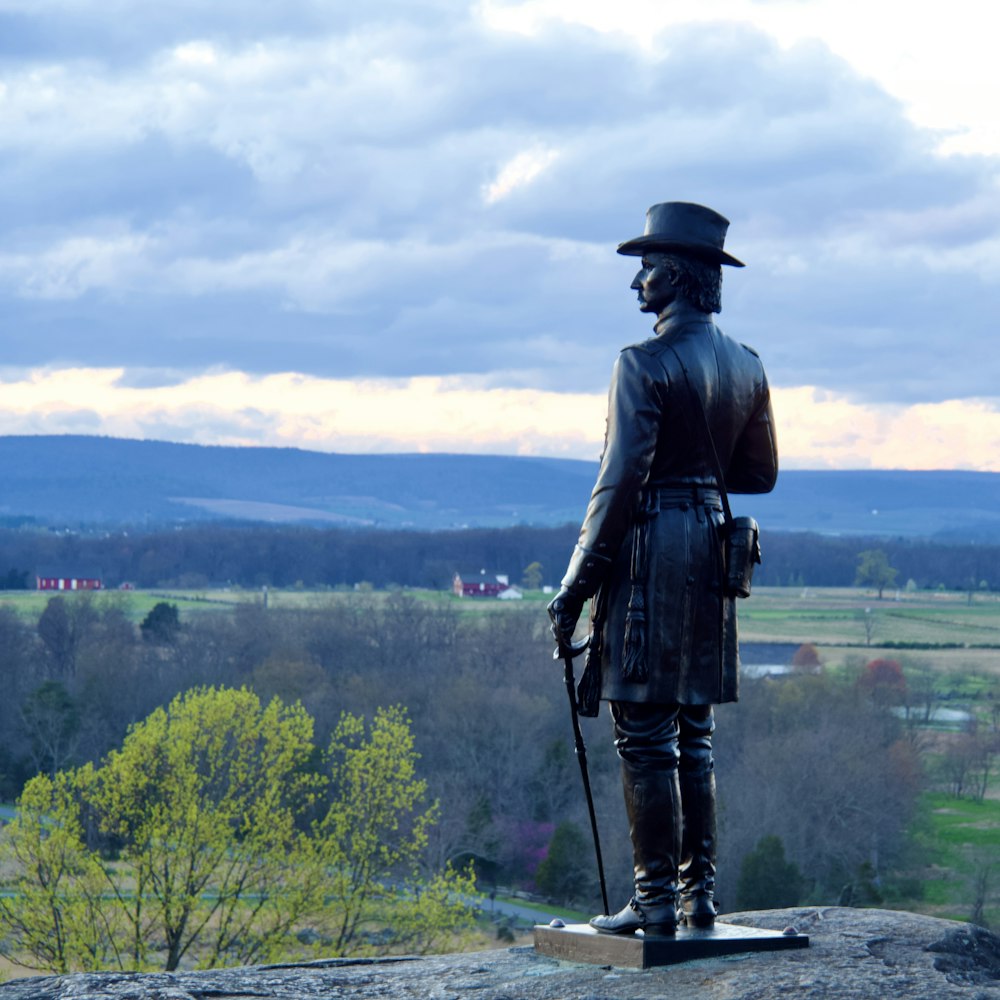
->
[547,587,587,658]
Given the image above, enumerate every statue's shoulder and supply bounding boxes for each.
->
[718,327,764,365]
[620,336,668,359]
[737,342,768,377]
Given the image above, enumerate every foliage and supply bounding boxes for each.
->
[20,680,80,777]
[520,562,543,590]
[0,769,123,973]
[858,658,907,705]
[0,567,29,590]
[376,864,479,955]
[0,690,475,973]
[6,520,1000,591]
[716,671,923,902]
[938,728,996,802]
[736,835,805,910]
[855,549,899,599]
[534,821,590,904]
[311,706,447,955]
[37,596,98,677]
[139,601,181,643]
[93,687,318,970]
[791,643,821,671]
[1,585,995,959]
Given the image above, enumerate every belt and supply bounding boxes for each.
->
[644,484,722,511]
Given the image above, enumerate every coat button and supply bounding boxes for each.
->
[680,502,690,511]
[687,575,695,584]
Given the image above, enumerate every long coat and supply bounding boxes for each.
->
[560,302,778,706]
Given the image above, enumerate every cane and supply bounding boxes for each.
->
[556,639,610,916]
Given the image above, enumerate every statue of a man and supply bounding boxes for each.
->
[548,202,778,936]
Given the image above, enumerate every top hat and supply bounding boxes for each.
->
[617,202,745,267]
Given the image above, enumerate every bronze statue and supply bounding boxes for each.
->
[548,202,778,936]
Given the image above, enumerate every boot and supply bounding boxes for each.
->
[679,768,717,928]
[589,897,678,936]
[591,759,681,936]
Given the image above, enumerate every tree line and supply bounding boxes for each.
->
[2,523,1000,591]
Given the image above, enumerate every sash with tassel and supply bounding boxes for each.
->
[621,495,654,683]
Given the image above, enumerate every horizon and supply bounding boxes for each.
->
[6,430,1000,478]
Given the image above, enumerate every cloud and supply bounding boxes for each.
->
[0,366,608,457]
[484,147,560,204]
[3,367,1000,471]
[0,2,998,421]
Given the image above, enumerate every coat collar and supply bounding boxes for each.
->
[653,301,713,338]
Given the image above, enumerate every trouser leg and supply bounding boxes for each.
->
[678,704,717,926]
[590,702,681,935]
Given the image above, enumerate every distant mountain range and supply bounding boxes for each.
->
[1,435,998,539]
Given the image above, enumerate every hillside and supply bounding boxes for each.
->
[1,435,999,537]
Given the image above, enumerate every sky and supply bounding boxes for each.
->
[1,0,1000,469]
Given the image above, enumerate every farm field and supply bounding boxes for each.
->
[739,586,1000,645]
[5,583,1000,659]
[738,586,1000,680]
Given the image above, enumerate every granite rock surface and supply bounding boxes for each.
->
[1,907,998,1000]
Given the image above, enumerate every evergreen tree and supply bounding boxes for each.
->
[736,835,805,910]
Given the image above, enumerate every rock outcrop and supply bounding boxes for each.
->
[1,908,998,999]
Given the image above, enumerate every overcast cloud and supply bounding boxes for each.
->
[1,1,999,462]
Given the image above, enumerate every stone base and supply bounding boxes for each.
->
[533,920,809,969]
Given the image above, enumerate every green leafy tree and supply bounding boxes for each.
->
[0,690,476,973]
[0,769,124,973]
[303,703,477,957]
[307,703,474,957]
[736,835,805,910]
[311,705,454,955]
[386,865,478,955]
[0,688,320,972]
[855,549,898,599]
[93,686,319,971]
[520,562,543,590]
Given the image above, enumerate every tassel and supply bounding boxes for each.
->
[621,585,648,682]
[620,513,650,683]
[576,647,602,717]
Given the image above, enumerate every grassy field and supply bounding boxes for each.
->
[5,580,1000,621]
[890,792,1000,927]
[739,586,1000,645]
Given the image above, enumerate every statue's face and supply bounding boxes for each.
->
[631,253,676,314]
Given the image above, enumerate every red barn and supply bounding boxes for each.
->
[453,569,510,598]
[37,575,103,592]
